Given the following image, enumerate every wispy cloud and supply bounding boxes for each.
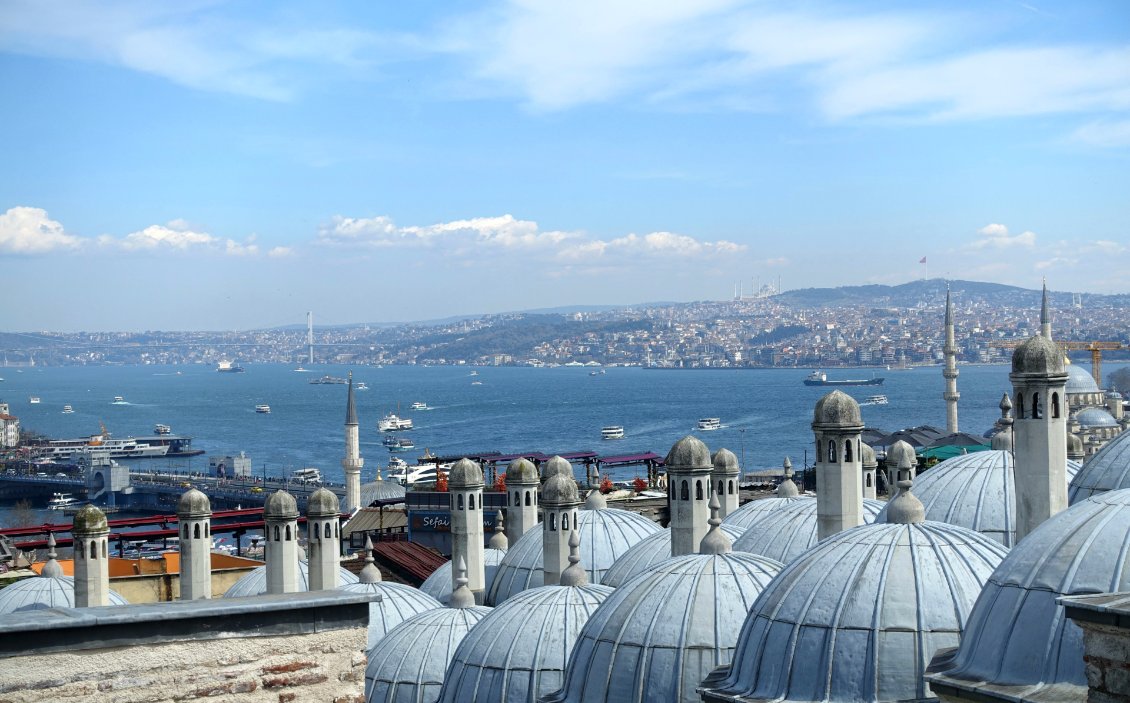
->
[1070,119,1130,148]
[969,223,1037,250]
[0,206,82,254]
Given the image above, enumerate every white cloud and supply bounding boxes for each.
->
[969,223,1036,250]
[268,246,294,258]
[97,220,262,256]
[1070,119,1130,148]
[0,206,83,254]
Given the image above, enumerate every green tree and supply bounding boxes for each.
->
[1109,368,1130,395]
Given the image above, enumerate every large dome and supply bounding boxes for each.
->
[600,524,743,588]
[1069,430,1130,503]
[221,560,358,597]
[486,508,659,606]
[928,488,1130,701]
[721,495,814,534]
[420,548,507,605]
[1076,406,1119,429]
[1065,363,1100,394]
[702,521,1007,703]
[874,449,1082,547]
[339,580,442,650]
[437,583,613,703]
[730,498,885,565]
[359,479,406,506]
[544,550,783,703]
[0,575,129,613]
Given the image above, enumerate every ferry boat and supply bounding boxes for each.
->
[153,423,171,435]
[29,397,41,404]
[255,404,271,414]
[602,426,625,440]
[471,380,483,386]
[293,366,309,372]
[291,467,322,484]
[378,413,414,432]
[111,396,128,405]
[216,360,245,373]
[387,462,448,486]
[62,405,74,414]
[697,418,722,431]
[28,429,202,460]
[310,375,348,385]
[385,437,415,452]
[47,493,81,510]
[863,395,889,406]
[356,382,369,391]
[803,370,884,387]
[410,401,429,411]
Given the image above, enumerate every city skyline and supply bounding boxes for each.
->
[1,1,1128,331]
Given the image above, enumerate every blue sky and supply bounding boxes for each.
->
[1,0,1127,331]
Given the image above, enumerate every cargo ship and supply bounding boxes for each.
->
[803,371,885,387]
[216,360,245,373]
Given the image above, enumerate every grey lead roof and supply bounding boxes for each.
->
[420,548,508,605]
[222,561,358,598]
[730,498,885,565]
[600,523,744,588]
[721,495,814,534]
[1075,406,1119,428]
[0,575,130,613]
[1069,429,1130,503]
[339,580,441,650]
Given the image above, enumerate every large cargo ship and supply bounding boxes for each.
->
[803,371,885,387]
[216,360,245,373]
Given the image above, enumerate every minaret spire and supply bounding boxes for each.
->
[1040,279,1052,340]
[943,285,960,434]
[342,371,363,512]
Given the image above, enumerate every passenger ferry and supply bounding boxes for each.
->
[47,493,80,510]
[255,404,271,414]
[411,401,429,411]
[356,382,369,391]
[291,467,322,484]
[387,462,448,486]
[62,405,74,414]
[28,429,202,460]
[111,396,128,405]
[863,395,889,406]
[29,397,41,404]
[385,437,415,452]
[153,423,171,435]
[310,375,348,385]
[697,418,722,431]
[601,426,625,440]
[378,413,414,432]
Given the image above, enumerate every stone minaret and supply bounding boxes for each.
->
[860,443,878,500]
[665,435,713,557]
[307,487,341,591]
[541,465,581,586]
[711,448,740,518]
[1011,331,1068,541]
[73,505,110,607]
[449,458,486,600]
[177,488,213,600]
[264,490,300,594]
[504,457,540,545]
[812,390,865,540]
[342,371,363,513]
[943,286,960,434]
[1040,279,1052,340]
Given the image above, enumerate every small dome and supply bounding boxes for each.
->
[0,575,129,613]
[359,479,406,506]
[1068,432,1084,455]
[263,490,298,520]
[420,548,508,605]
[1011,334,1065,375]
[505,457,539,483]
[1065,364,1100,394]
[176,488,211,518]
[885,439,916,469]
[583,489,607,510]
[731,498,885,564]
[875,449,1082,547]
[449,458,484,489]
[929,489,1130,699]
[703,520,1007,703]
[1070,430,1130,503]
[601,524,744,588]
[72,504,108,534]
[712,448,739,474]
[339,581,442,650]
[365,605,492,703]
[487,508,660,606]
[222,560,358,598]
[665,435,711,469]
[1108,390,1124,400]
[306,487,339,517]
[812,390,862,427]
[542,473,579,505]
[860,442,878,468]
[542,456,574,480]
[437,583,613,703]
[1076,406,1119,429]
[544,550,783,703]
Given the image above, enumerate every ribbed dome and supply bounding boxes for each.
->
[544,551,783,703]
[0,576,129,613]
[666,435,711,469]
[420,548,508,605]
[1076,406,1119,428]
[712,448,739,474]
[1069,430,1130,503]
[339,580,442,650]
[72,504,108,533]
[1011,334,1064,375]
[812,390,862,427]
[176,488,211,517]
[221,560,358,597]
[365,605,492,703]
[731,498,885,565]
[1065,363,1100,394]
[703,521,1007,703]
[306,487,339,517]
[542,473,579,505]
[486,508,660,606]
[874,449,1082,547]
[929,489,1130,700]
[721,495,814,534]
[601,524,744,588]
[437,583,613,703]
[359,479,406,506]
[505,457,539,483]
[449,458,484,488]
[542,456,574,480]
[263,490,298,519]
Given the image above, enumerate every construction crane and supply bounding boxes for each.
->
[987,339,1126,386]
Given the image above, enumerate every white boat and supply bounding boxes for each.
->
[47,493,80,510]
[294,366,308,372]
[111,396,128,405]
[378,413,413,432]
[216,360,245,373]
[863,395,889,406]
[411,401,429,410]
[697,418,722,431]
[291,467,322,484]
[255,404,271,414]
[471,380,483,386]
[386,457,409,473]
[28,433,171,461]
[29,397,41,404]
[602,426,625,440]
[62,405,74,414]
[356,382,369,391]
[387,462,449,486]
[153,423,171,435]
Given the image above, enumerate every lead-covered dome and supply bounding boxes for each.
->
[601,524,744,588]
[340,580,441,650]
[420,548,508,605]
[449,458,484,488]
[542,473,579,504]
[306,487,339,517]
[222,560,358,597]
[505,457,539,483]
[666,435,711,468]
[0,575,129,613]
[1011,334,1064,375]
[1076,406,1119,429]
[722,494,813,534]
[486,508,660,606]
[702,520,1007,703]
[712,448,739,474]
[72,504,108,533]
[359,479,406,506]
[875,449,1081,547]
[176,488,211,517]
[1065,363,1100,394]
[812,390,862,427]
[1069,430,1130,503]
[264,490,298,520]
[731,498,885,565]
[928,489,1130,702]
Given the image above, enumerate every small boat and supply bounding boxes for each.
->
[255,404,271,414]
[47,493,80,510]
[803,370,884,387]
[153,423,171,435]
[387,456,409,473]
[294,366,308,372]
[471,381,483,386]
[29,397,41,404]
[411,401,429,411]
[863,395,889,406]
[697,418,721,431]
[470,370,479,376]
[602,426,625,440]
[216,360,245,373]
[111,396,128,405]
[386,437,416,452]
[378,413,414,432]
[356,382,369,391]
[309,375,348,385]
[291,467,322,484]
[62,405,74,414]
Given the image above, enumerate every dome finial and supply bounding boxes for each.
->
[41,532,63,579]
[885,479,926,524]
[449,556,475,608]
[559,528,588,587]
[699,492,732,555]
[359,535,382,583]
[777,457,799,498]
[488,511,508,551]
[584,488,608,510]
[991,393,1015,451]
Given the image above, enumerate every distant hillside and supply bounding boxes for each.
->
[775,279,1130,308]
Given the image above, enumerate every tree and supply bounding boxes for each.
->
[493,473,507,493]
[632,476,648,493]
[1109,368,1130,395]
[599,474,614,494]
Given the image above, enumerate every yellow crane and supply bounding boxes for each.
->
[987,339,1126,386]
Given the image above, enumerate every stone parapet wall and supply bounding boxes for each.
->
[1064,593,1130,703]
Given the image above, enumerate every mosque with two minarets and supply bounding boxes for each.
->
[3,284,1130,702]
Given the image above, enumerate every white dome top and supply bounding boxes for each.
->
[339,581,442,650]
[1070,429,1130,503]
[0,575,129,613]
[420,548,507,605]
[365,605,492,703]
[929,488,1130,699]
[721,495,815,533]
[703,521,1007,703]
[545,551,783,703]
[600,524,743,588]
[730,498,885,565]
[221,560,358,597]
[874,449,1082,547]
[486,508,659,606]
[437,583,613,703]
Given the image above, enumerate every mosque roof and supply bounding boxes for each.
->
[221,560,358,598]
[449,458,484,489]
[600,523,745,588]
[175,488,211,517]
[437,583,613,703]
[1065,363,1100,394]
[504,457,539,483]
[703,518,1007,703]
[721,495,814,534]
[928,488,1130,700]
[0,575,129,613]
[812,390,862,427]
[339,580,442,650]
[1011,334,1065,376]
[307,487,339,517]
[359,479,406,506]
[711,448,740,475]
[72,504,108,533]
[1069,430,1130,503]
[420,548,508,605]
[874,449,1082,547]
[542,473,579,504]
[1076,406,1119,428]
[730,498,885,565]
[486,508,660,606]
[263,490,298,520]
[665,435,711,469]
